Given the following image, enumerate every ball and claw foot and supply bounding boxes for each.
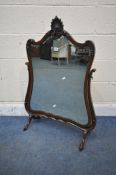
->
[79,131,89,151]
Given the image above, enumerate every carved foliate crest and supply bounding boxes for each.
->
[51,16,64,38]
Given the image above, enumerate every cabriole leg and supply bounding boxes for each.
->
[79,130,89,151]
[23,115,33,131]
[23,115,41,131]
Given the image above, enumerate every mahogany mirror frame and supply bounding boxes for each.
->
[23,16,96,151]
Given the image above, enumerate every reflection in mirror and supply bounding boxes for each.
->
[30,36,90,125]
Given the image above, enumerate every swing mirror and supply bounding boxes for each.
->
[24,16,96,151]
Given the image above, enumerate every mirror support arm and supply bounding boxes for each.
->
[90,68,96,80]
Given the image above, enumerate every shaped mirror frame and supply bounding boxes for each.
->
[23,16,96,151]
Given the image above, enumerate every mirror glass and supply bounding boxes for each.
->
[30,36,90,125]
